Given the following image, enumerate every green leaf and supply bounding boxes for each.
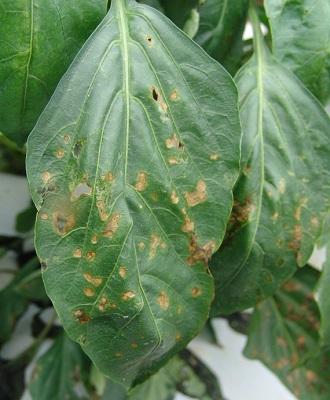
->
[29,333,91,400]
[15,204,36,234]
[159,0,199,29]
[26,0,241,387]
[210,7,330,315]
[245,266,330,400]
[0,0,107,145]
[102,351,223,400]
[264,0,330,103]
[194,0,248,65]
[0,257,39,343]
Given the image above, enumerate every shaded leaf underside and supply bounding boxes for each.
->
[27,0,240,387]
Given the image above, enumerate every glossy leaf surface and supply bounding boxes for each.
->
[26,0,241,387]
[245,266,330,400]
[0,0,107,145]
[264,0,330,103]
[195,0,248,65]
[29,333,90,400]
[211,9,330,315]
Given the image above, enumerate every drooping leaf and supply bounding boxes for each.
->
[318,244,330,346]
[194,0,248,67]
[264,0,330,103]
[0,257,39,343]
[0,0,107,145]
[245,266,330,400]
[210,6,330,315]
[26,0,241,387]
[29,333,91,400]
[102,350,223,400]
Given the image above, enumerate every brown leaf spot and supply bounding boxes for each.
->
[122,291,136,301]
[63,134,70,144]
[55,149,65,159]
[135,171,148,192]
[168,157,180,165]
[276,336,287,348]
[175,333,182,341]
[271,212,279,222]
[71,182,92,201]
[131,342,138,349]
[86,251,96,262]
[73,248,82,258]
[170,191,179,204]
[84,287,95,297]
[40,213,48,220]
[138,242,145,250]
[96,199,108,222]
[91,234,98,244]
[52,212,75,235]
[185,180,207,207]
[231,198,256,224]
[146,35,153,46]
[119,266,127,279]
[306,370,317,384]
[289,225,302,251]
[73,309,91,324]
[170,90,178,101]
[297,335,305,349]
[191,287,202,297]
[274,358,289,369]
[149,234,165,259]
[83,272,103,287]
[151,86,168,113]
[209,153,220,161]
[42,171,52,184]
[157,291,169,310]
[98,296,108,311]
[187,237,215,266]
[101,172,113,182]
[166,133,182,149]
[278,178,286,194]
[103,213,120,238]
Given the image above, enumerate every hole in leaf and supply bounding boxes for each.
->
[152,88,158,101]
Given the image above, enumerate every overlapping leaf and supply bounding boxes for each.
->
[26,0,241,387]
[210,8,330,315]
[0,0,107,145]
[29,333,91,400]
[194,0,248,71]
[264,0,330,103]
[318,245,330,346]
[245,266,330,400]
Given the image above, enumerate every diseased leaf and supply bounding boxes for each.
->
[245,266,330,400]
[29,333,91,400]
[194,0,248,66]
[264,0,330,103]
[0,0,107,145]
[26,0,241,387]
[210,7,330,315]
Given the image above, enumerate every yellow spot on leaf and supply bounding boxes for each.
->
[170,90,178,101]
[278,178,286,194]
[191,287,202,297]
[73,248,82,258]
[63,134,70,144]
[185,180,207,207]
[55,149,65,159]
[40,213,48,220]
[119,266,127,279]
[91,234,98,244]
[171,191,179,204]
[101,171,113,182]
[41,171,52,184]
[131,342,138,349]
[103,213,120,238]
[84,287,95,297]
[83,272,103,287]
[122,291,136,301]
[157,291,169,310]
[166,133,181,149]
[149,234,165,259]
[96,199,108,222]
[138,242,145,250]
[168,157,180,165]
[209,153,220,161]
[135,171,148,192]
[181,209,194,233]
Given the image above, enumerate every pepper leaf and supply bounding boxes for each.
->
[264,0,330,103]
[26,0,241,387]
[0,0,107,145]
[318,244,330,346]
[245,266,330,400]
[210,7,330,315]
[194,0,248,67]
[29,333,91,400]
